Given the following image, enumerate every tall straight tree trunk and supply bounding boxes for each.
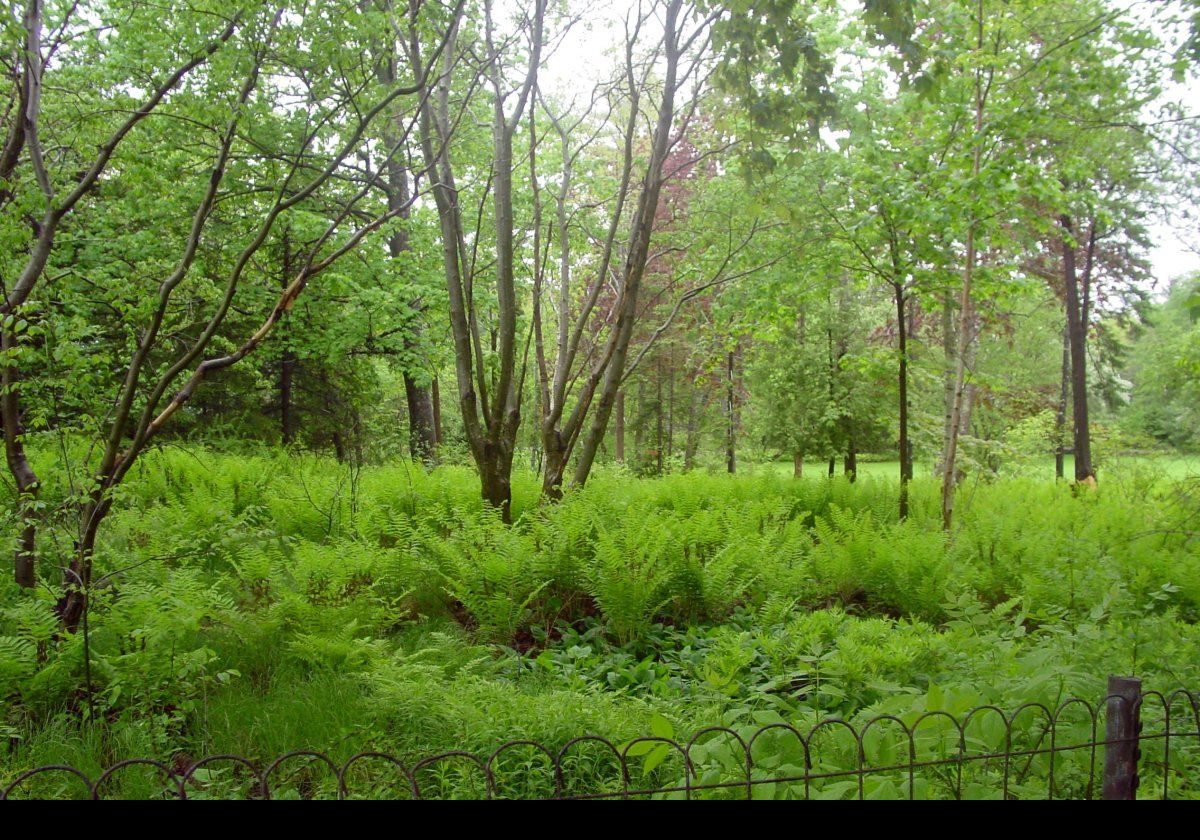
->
[956,314,978,481]
[896,283,912,520]
[432,376,443,445]
[844,439,857,483]
[725,349,737,474]
[666,352,675,469]
[1055,323,1069,479]
[615,389,625,463]
[939,290,955,477]
[824,298,843,482]
[655,358,664,474]
[683,387,701,472]
[793,452,804,479]
[941,245,976,530]
[633,383,645,464]
[1061,214,1094,483]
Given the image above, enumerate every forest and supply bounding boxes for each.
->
[2,0,1200,800]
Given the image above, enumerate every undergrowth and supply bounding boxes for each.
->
[2,448,1199,798]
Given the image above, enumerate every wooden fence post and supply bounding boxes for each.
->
[1101,675,1142,800]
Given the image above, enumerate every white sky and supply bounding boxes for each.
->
[540,0,1200,286]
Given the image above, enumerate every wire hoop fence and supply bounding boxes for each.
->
[2,676,1197,800]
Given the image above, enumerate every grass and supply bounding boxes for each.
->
[760,454,1200,481]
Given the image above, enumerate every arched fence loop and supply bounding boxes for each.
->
[2,677,1196,800]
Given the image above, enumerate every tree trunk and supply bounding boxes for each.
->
[896,283,912,520]
[404,374,437,463]
[955,313,978,483]
[58,489,113,632]
[1055,323,1069,479]
[1061,214,1094,483]
[683,387,701,472]
[666,354,675,470]
[725,349,737,474]
[615,389,625,464]
[938,290,955,478]
[380,124,437,465]
[410,3,533,518]
[480,444,514,522]
[941,26,987,531]
[844,439,857,483]
[941,254,975,530]
[432,375,443,445]
[2,328,39,589]
[793,451,804,479]
[655,358,665,474]
[568,0,688,491]
[541,431,568,500]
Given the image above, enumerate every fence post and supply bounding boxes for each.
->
[1101,675,1142,800]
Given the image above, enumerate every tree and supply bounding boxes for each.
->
[1,1,458,627]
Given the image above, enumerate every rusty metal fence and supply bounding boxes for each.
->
[3,676,1198,800]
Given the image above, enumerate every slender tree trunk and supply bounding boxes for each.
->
[633,383,645,463]
[432,375,443,445]
[352,407,364,467]
[683,386,701,472]
[655,358,664,474]
[938,291,955,478]
[941,248,976,530]
[725,349,736,474]
[956,313,978,483]
[941,11,987,531]
[896,283,912,520]
[844,439,857,483]
[1055,323,1069,479]
[615,389,625,464]
[666,353,675,470]
[1061,214,1094,483]
[825,316,837,482]
[59,486,116,632]
[793,451,804,479]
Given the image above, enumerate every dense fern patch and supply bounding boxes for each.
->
[2,450,1199,797]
